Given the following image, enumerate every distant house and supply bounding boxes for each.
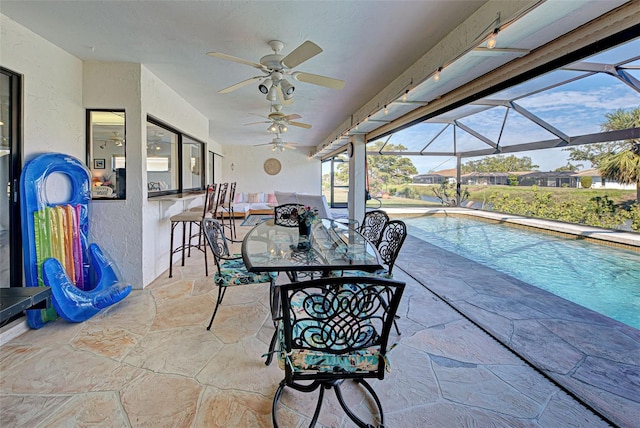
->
[573,168,636,189]
[462,172,510,185]
[413,168,457,184]
[517,171,578,187]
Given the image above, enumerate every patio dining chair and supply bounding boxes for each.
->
[358,209,389,247]
[272,276,405,428]
[274,203,305,227]
[340,220,407,335]
[274,203,322,283]
[201,218,278,332]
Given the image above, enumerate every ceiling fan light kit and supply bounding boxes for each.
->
[208,39,344,103]
[258,79,270,94]
[208,39,342,151]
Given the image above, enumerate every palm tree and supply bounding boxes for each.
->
[599,108,640,203]
[599,145,640,202]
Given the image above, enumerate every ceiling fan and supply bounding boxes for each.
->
[98,131,124,149]
[245,106,312,134]
[207,40,345,103]
[254,134,298,152]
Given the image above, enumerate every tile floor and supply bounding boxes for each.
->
[0,223,624,427]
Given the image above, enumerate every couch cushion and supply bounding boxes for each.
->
[267,193,278,204]
[248,192,261,203]
[274,191,298,205]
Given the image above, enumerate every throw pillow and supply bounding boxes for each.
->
[248,192,260,203]
[267,193,277,204]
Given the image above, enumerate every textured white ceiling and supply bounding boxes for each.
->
[1,0,488,149]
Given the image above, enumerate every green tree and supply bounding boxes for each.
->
[461,155,539,173]
[367,140,418,194]
[554,162,583,172]
[597,107,640,203]
[563,107,639,171]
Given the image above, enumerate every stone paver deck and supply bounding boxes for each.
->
[1,217,635,427]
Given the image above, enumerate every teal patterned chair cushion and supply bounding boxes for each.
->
[215,256,277,287]
[346,269,393,279]
[276,295,387,374]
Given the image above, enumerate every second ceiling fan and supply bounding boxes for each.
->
[208,40,345,103]
[245,110,311,134]
[254,134,297,152]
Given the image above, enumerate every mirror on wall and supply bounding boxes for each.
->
[87,110,126,199]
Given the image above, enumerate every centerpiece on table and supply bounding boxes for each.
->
[293,206,318,249]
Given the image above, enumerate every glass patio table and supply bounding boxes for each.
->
[242,217,383,365]
[242,218,383,276]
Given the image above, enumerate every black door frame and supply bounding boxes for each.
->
[2,66,23,288]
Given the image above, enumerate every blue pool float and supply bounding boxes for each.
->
[20,153,131,328]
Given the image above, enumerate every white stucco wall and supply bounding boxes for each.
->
[1,15,84,160]
[222,145,321,195]
[83,62,145,288]
[2,12,318,292]
[140,66,213,286]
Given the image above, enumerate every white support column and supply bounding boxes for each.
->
[348,134,366,225]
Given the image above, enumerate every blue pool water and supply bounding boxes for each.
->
[404,215,640,329]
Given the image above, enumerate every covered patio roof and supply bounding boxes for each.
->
[313,2,639,165]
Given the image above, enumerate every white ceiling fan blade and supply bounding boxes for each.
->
[283,114,302,121]
[282,41,323,69]
[249,112,270,119]
[253,143,274,147]
[288,121,312,129]
[218,76,262,94]
[244,121,270,126]
[284,144,298,150]
[207,52,266,70]
[293,72,345,90]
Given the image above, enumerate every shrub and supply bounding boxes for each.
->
[580,176,593,189]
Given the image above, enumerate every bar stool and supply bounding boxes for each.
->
[213,182,228,231]
[168,185,213,278]
[221,181,237,239]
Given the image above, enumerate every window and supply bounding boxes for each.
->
[146,117,205,196]
[182,136,204,190]
[322,153,349,208]
[87,110,126,199]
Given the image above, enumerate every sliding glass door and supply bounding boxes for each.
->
[1,67,22,288]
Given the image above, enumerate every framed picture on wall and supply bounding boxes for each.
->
[94,158,105,169]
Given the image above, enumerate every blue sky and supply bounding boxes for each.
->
[391,38,640,173]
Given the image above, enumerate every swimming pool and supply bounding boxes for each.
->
[404,215,640,329]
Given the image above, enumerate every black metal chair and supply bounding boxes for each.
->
[273,203,305,227]
[273,203,322,283]
[272,276,405,428]
[341,220,407,335]
[221,181,237,239]
[201,218,277,331]
[358,209,389,246]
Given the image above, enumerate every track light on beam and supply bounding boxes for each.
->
[434,67,442,82]
[487,29,499,49]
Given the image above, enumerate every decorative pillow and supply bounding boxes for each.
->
[267,193,278,204]
[234,192,243,203]
[248,192,260,203]
[259,193,267,203]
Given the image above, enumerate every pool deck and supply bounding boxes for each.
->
[390,207,640,427]
[0,208,637,426]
